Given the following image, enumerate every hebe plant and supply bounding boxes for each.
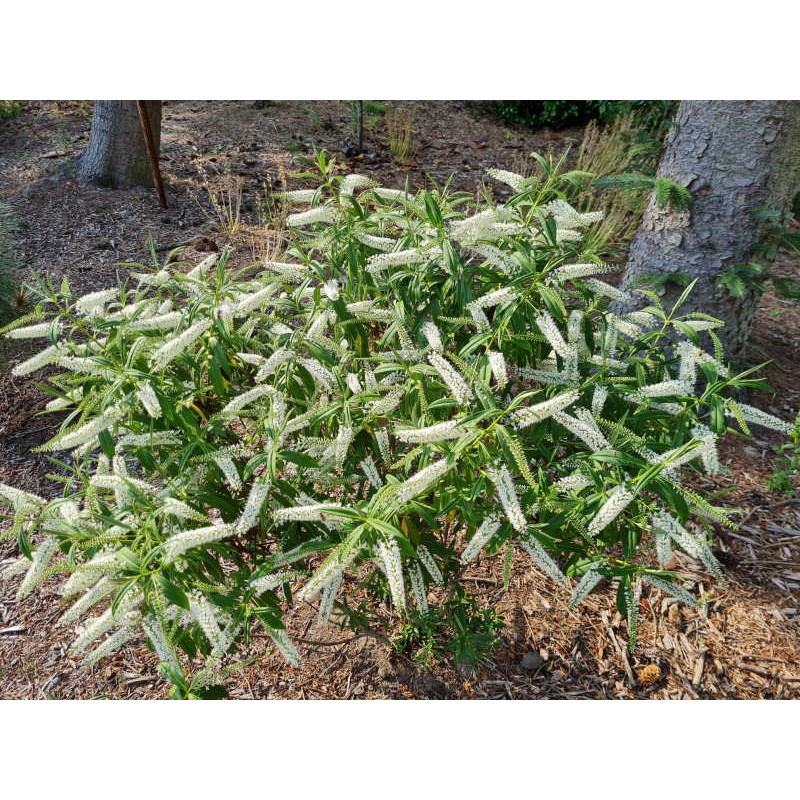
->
[0,151,791,694]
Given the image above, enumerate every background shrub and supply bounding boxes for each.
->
[494,100,677,132]
[0,100,22,123]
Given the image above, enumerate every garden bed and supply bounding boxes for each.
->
[1,100,798,699]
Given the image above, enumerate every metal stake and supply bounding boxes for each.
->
[136,100,167,209]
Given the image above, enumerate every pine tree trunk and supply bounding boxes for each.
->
[620,100,800,359]
[76,101,162,189]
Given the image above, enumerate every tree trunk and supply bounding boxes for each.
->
[76,101,162,189]
[620,100,800,359]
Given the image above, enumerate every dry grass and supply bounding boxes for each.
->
[574,116,650,251]
[192,156,289,268]
[576,115,640,177]
[195,161,244,244]
[573,112,677,254]
[251,154,290,264]
[385,103,416,165]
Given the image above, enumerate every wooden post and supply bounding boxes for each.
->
[136,100,167,209]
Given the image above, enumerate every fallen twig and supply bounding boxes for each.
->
[602,612,635,688]
[734,661,772,679]
[692,650,706,690]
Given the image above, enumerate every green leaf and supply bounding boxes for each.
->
[529,152,551,177]
[772,276,800,301]
[536,284,566,319]
[306,340,337,365]
[209,360,226,396]
[254,607,284,630]
[17,526,32,561]
[191,684,229,700]
[111,578,139,617]
[207,591,239,610]
[279,451,319,469]
[157,662,188,693]
[422,191,443,226]
[653,178,692,210]
[98,428,116,459]
[242,453,273,483]
[156,574,190,610]
[174,627,198,660]
[669,278,698,315]
[541,213,558,246]
[592,172,655,193]
[116,547,141,572]
[671,319,700,346]
[709,395,726,435]
[649,479,689,520]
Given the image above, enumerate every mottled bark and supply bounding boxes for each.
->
[76,101,162,188]
[620,101,800,358]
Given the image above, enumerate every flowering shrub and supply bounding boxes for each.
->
[0,151,791,693]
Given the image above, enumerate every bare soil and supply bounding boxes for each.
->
[1,101,798,700]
